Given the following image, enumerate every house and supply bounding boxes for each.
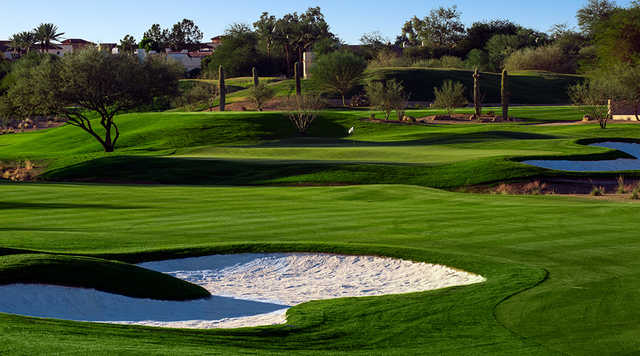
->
[167,50,209,72]
[98,43,117,53]
[609,100,640,121]
[0,40,12,59]
[61,39,95,51]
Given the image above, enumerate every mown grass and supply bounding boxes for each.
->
[0,106,638,188]
[0,184,640,354]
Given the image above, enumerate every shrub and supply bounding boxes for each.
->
[175,82,218,111]
[366,79,408,120]
[288,95,325,134]
[590,186,605,196]
[632,183,640,200]
[504,44,577,73]
[247,83,275,111]
[368,50,411,68]
[431,80,468,115]
[411,56,464,69]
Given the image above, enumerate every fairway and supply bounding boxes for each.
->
[1,106,640,355]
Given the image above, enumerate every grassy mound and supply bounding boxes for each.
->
[0,254,210,301]
[367,67,584,104]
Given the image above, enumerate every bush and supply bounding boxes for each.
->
[368,49,411,68]
[504,45,577,73]
[174,82,218,111]
[247,83,275,111]
[366,79,408,120]
[412,56,465,69]
[288,95,326,134]
[590,186,605,196]
[464,49,490,72]
[431,80,469,114]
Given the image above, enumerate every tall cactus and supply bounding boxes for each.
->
[219,65,226,112]
[473,67,481,118]
[501,69,509,121]
[252,67,259,87]
[294,62,302,97]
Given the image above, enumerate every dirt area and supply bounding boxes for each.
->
[466,176,640,201]
[363,113,525,125]
[1,117,66,135]
[0,160,42,182]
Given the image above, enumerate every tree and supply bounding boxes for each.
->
[485,34,522,71]
[366,79,409,120]
[34,23,64,53]
[204,24,261,78]
[248,83,275,111]
[253,12,278,57]
[167,19,203,51]
[594,5,640,65]
[9,31,37,54]
[175,82,218,111]
[569,68,624,129]
[141,24,169,52]
[462,20,519,52]
[4,48,180,151]
[577,0,618,37]
[432,80,469,115]
[400,6,465,49]
[119,35,137,54]
[311,51,367,106]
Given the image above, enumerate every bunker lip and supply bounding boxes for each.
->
[0,253,485,329]
[523,141,640,172]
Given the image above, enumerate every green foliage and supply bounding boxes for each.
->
[175,82,218,111]
[140,19,203,52]
[3,48,180,151]
[465,49,490,71]
[577,0,618,37]
[295,62,302,96]
[461,20,520,53]
[9,31,38,54]
[590,185,606,196]
[504,44,578,73]
[412,56,465,69]
[432,80,469,114]
[204,26,265,78]
[34,23,64,53]
[594,5,640,66]
[311,51,367,106]
[485,34,521,71]
[568,67,625,128]
[399,6,465,49]
[366,79,408,120]
[118,34,137,54]
[247,83,276,111]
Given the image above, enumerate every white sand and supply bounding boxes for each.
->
[524,142,640,172]
[0,253,484,329]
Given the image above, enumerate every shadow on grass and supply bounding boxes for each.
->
[249,130,558,148]
[0,202,149,210]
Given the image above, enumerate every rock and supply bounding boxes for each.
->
[403,115,416,122]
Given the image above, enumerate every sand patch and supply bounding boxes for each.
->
[0,253,485,329]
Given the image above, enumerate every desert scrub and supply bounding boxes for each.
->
[590,186,606,196]
[431,80,468,115]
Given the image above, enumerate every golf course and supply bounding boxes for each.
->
[0,105,639,355]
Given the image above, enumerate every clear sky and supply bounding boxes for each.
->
[0,0,635,44]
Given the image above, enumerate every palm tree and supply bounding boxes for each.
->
[34,23,65,53]
[9,31,38,54]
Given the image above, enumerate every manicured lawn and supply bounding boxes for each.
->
[0,184,639,354]
[1,106,639,354]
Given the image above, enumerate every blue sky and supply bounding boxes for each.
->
[0,0,635,44]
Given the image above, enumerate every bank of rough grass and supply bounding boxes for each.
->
[0,254,210,300]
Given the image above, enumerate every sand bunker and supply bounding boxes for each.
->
[0,253,484,329]
[524,142,640,172]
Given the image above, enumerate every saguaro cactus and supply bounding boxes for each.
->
[219,65,226,112]
[252,67,259,87]
[473,67,481,119]
[294,62,302,97]
[501,69,509,121]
